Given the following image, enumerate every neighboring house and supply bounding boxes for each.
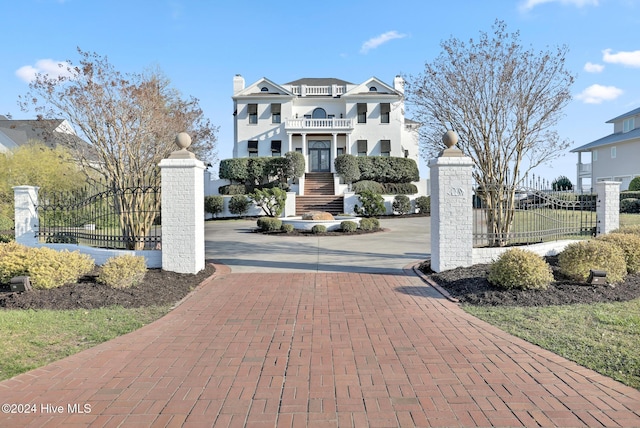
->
[231,75,420,177]
[0,115,85,153]
[571,107,640,191]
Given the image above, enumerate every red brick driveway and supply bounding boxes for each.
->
[0,265,639,427]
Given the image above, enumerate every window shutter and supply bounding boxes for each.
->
[271,103,281,114]
[247,104,258,114]
[357,103,367,114]
[380,103,390,114]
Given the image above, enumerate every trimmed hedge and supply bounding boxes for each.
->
[356,156,419,183]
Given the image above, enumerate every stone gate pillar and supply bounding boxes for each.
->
[159,133,205,274]
[13,185,40,247]
[595,181,620,235]
[429,131,474,272]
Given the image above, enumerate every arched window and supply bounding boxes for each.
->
[312,108,327,119]
[369,86,377,92]
[261,87,269,92]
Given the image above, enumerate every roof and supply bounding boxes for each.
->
[0,117,89,153]
[284,78,353,86]
[606,106,640,123]
[571,127,640,152]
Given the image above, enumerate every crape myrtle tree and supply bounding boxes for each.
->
[19,49,218,249]
[404,20,574,246]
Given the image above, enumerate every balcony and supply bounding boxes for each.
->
[289,85,346,97]
[285,118,353,131]
[577,162,592,177]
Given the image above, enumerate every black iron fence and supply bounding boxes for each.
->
[473,183,596,248]
[36,178,161,250]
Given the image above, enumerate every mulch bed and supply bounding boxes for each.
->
[420,256,640,306]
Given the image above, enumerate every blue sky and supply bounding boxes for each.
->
[2,0,639,184]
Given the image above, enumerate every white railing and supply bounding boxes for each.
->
[578,163,592,175]
[289,85,347,97]
[285,118,353,129]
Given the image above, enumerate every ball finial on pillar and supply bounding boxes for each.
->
[169,132,196,159]
[440,130,463,157]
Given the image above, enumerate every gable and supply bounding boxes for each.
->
[234,77,293,97]
[342,77,398,97]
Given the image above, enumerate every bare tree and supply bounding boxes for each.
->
[404,20,575,246]
[20,48,218,249]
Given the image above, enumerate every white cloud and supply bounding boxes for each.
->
[15,59,75,83]
[360,31,407,54]
[520,0,598,11]
[575,84,623,104]
[584,62,604,73]
[602,48,640,68]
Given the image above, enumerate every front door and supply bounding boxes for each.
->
[309,140,331,172]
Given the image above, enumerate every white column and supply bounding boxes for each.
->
[331,133,337,173]
[159,133,205,274]
[13,186,40,247]
[286,132,292,153]
[301,133,308,172]
[429,131,474,272]
[596,181,620,235]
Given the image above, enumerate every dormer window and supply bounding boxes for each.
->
[623,117,635,133]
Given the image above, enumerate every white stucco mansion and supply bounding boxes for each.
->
[231,75,420,174]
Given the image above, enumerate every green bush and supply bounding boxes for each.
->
[97,255,147,289]
[218,184,247,195]
[334,154,361,185]
[558,240,627,284]
[0,244,94,289]
[311,225,326,234]
[381,183,418,195]
[204,195,224,217]
[340,221,358,232]
[219,158,249,183]
[354,190,386,217]
[415,196,431,214]
[629,176,640,191]
[0,234,13,243]
[281,223,294,233]
[487,248,553,290]
[359,217,380,231]
[249,188,286,217]
[392,195,411,215]
[284,151,305,181]
[551,175,573,191]
[228,195,250,215]
[351,180,385,194]
[256,217,282,232]
[597,233,640,274]
[356,157,419,183]
[0,214,13,231]
[620,191,640,200]
[620,198,640,214]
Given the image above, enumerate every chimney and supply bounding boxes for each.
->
[393,75,404,94]
[233,74,245,94]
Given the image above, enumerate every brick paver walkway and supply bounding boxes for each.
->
[0,266,639,427]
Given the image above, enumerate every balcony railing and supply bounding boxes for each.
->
[289,85,347,97]
[285,118,353,130]
[577,162,592,176]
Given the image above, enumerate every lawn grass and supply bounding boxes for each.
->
[0,306,170,381]
[464,298,640,389]
[620,213,640,227]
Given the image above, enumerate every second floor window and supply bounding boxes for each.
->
[248,104,258,124]
[271,104,281,124]
[357,103,367,123]
[380,103,390,124]
[312,108,326,119]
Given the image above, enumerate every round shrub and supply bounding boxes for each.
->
[257,217,282,232]
[98,255,147,289]
[359,217,380,231]
[281,223,294,233]
[311,225,326,234]
[228,194,250,215]
[204,195,224,216]
[11,246,95,290]
[629,176,640,191]
[558,240,627,283]
[392,195,411,215]
[0,242,29,284]
[340,221,358,232]
[597,233,640,274]
[415,196,430,214]
[354,190,386,217]
[487,248,553,290]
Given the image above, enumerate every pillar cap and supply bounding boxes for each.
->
[440,131,464,157]
[168,132,196,159]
